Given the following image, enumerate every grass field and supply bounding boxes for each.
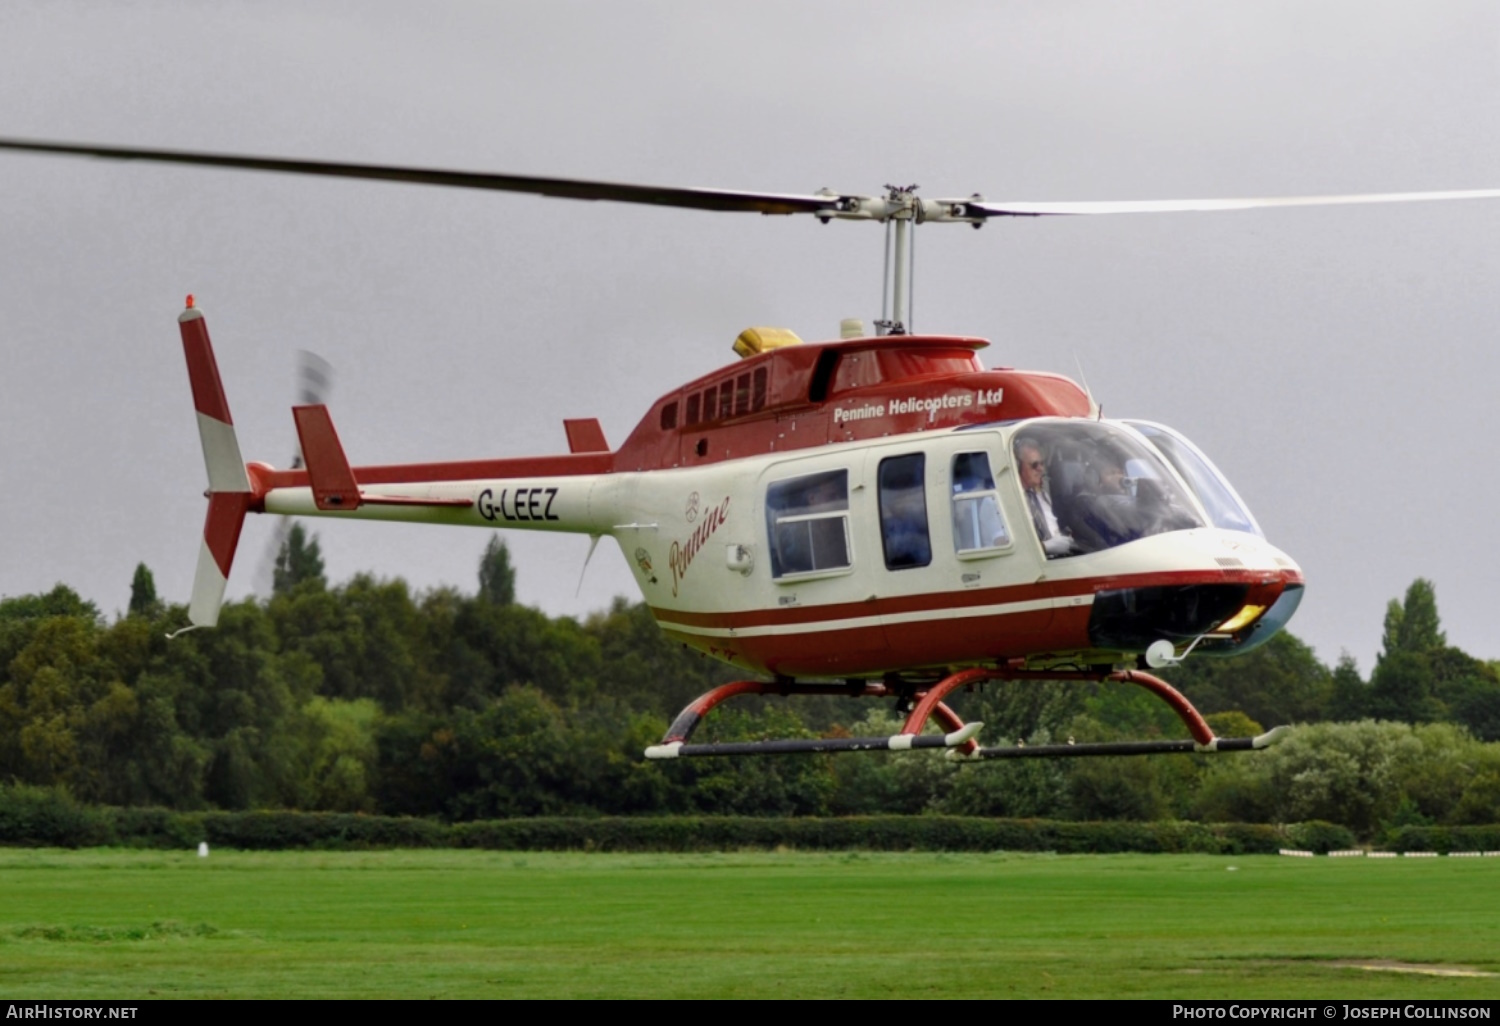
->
[2,848,1499,999]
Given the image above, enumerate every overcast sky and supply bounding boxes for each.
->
[2,1,1497,675]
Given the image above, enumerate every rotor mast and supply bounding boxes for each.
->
[880,187,916,335]
[828,184,989,335]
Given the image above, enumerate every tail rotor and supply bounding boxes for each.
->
[258,349,333,594]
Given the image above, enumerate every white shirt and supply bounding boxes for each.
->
[1026,487,1071,556]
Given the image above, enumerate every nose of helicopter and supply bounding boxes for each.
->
[1083,528,1304,657]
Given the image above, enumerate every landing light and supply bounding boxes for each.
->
[1217,603,1269,635]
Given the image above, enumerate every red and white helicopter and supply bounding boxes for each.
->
[5,138,1498,763]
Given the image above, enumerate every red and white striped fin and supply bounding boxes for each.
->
[180,301,251,495]
[177,298,254,630]
[185,493,252,628]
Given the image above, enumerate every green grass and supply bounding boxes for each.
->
[2,849,1498,998]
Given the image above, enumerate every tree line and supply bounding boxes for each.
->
[2,528,1497,837]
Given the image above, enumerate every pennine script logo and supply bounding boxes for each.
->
[668,495,730,597]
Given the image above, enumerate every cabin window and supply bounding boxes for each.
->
[765,469,851,578]
[752,367,768,411]
[660,402,678,431]
[951,452,1010,555]
[735,373,751,416]
[831,352,880,394]
[877,349,983,380]
[718,382,734,420]
[685,393,701,426]
[826,347,984,399]
[702,385,717,423]
[878,454,931,570]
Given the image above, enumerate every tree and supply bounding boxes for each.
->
[1164,631,1332,727]
[477,535,516,606]
[0,584,99,623]
[272,523,326,595]
[1370,579,1450,724]
[1368,650,1442,723]
[1326,652,1368,721]
[128,563,158,617]
[1380,578,1445,660]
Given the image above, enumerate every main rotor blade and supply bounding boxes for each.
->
[968,189,1500,218]
[11,137,1498,223]
[0,137,850,216]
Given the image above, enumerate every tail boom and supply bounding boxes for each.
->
[178,300,621,630]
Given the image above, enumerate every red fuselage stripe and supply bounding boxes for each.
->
[649,567,1300,630]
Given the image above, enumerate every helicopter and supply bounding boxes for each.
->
[4,137,1498,763]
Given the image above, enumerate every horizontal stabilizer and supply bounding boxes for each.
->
[291,405,473,509]
[293,404,361,510]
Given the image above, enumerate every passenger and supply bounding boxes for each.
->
[1015,438,1072,557]
[951,452,1007,550]
[882,486,931,568]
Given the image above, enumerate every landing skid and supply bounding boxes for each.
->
[644,667,1288,761]
[962,727,1288,760]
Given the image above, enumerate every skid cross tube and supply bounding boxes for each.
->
[643,666,1285,760]
[647,669,999,760]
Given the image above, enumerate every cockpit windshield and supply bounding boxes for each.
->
[1125,421,1264,538]
[1012,422,1204,557]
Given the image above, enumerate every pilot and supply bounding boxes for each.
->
[1076,451,1139,548]
[1015,438,1072,557]
[1094,453,1129,496]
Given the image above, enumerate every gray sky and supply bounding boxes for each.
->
[2,1,1497,675]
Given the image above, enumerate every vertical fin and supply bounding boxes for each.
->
[178,299,254,629]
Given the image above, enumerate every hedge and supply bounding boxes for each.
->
[17,786,1484,855]
[0,786,1311,853]
[1384,824,1500,853]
